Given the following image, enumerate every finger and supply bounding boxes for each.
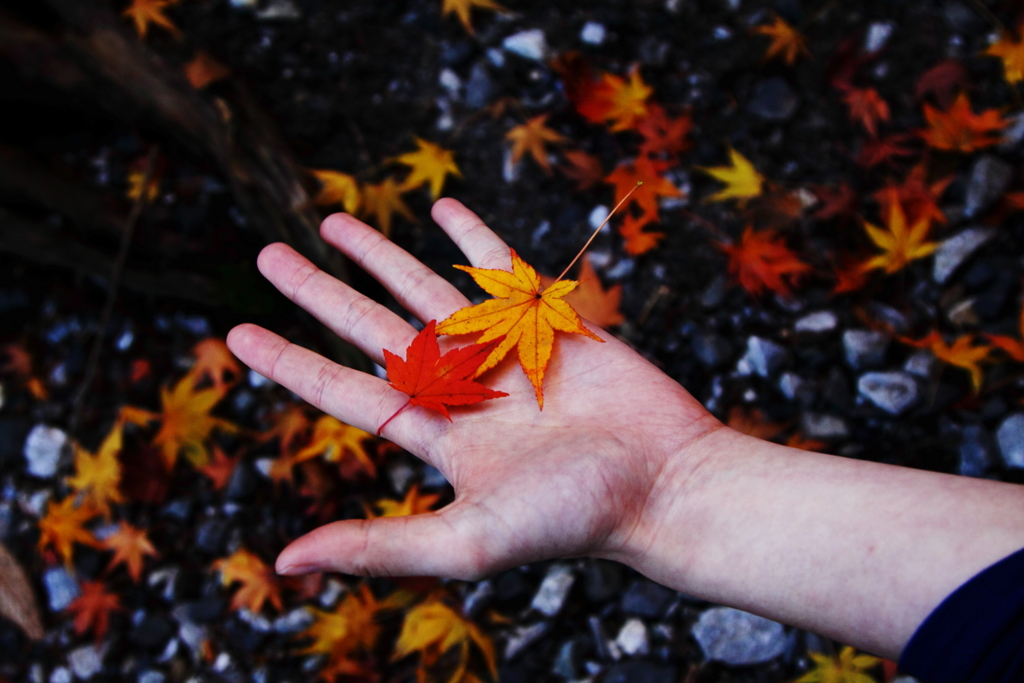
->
[256,243,415,366]
[431,198,512,270]
[227,323,444,456]
[321,213,470,322]
[275,503,497,581]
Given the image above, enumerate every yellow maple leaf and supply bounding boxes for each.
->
[396,138,462,199]
[795,645,880,683]
[214,548,282,614]
[436,249,603,408]
[392,598,497,683]
[506,115,568,172]
[104,522,159,583]
[698,147,765,206]
[149,374,238,470]
[903,332,993,393]
[188,338,241,395]
[293,415,377,478]
[126,168,160,204]
[752,14,809,65]
[300,584,381,680]
[860,200,937,274]
[361,177,417,237]
[368,484,442,519]
[38,497,101,567]
[122,0,181,40]
[540,255,624,329]
[441,0,506,34]
[66,423,125,519]
[311,169,361,215]
[985,25,1024,85]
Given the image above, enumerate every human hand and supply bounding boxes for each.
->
[227,199,722,579]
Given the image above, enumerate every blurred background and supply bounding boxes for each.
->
[1,0,1023,681]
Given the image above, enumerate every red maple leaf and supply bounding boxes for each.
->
[857,133,917,168]
[842,87,889,137]
[636,104,692,158]
[67,581,122,643]
[378,321,508,434]
[915,60,970,108]
[718,226,812,298]
[811,182,859,223]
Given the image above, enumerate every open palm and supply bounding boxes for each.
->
[227,199,719,579]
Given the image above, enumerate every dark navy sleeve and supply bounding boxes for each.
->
[898,546,1024,683]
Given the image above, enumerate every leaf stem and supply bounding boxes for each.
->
[377,400,411,435]
[550,182,643,287]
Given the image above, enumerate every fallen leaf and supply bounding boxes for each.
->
[441,0,505,35]
[752,14,809,65]
[392,598,497,683]
[396,138,461,199]
[727,407,786,441]
[987,303,1024,362]
[842,87,889,137]
[860,200,937,274]
[214,548,282,614]
[786,433,826,451]
[811,183,858,222]
[37,497,101,567]
[299,584,381,680]
[698,147,764,206]
[636,104,692,158]
[0,344,47,400]
[872,164,951,226]
[436,250,604,408]
[189,338,241,395]
[103,522,159,583]
[118,444,170,504]
[294,415,377,478]
[718,226,812,298]
[796,646,880,683]
[920,92,1007,153]
[576,65,653,132]
[260,405,312,458]
[198,446,241,491]
[380,321,509,430]
[541,255,624,328]
[184,51,230,90]
[368,484,442,519]
[312,170,361,215]
[742,189,806,231]
[985,25,1024,86]
[618,212,665,256]
[832,256,871,295]
[560,150,604,191]
[0,541,44,640]
[857,133,917,168]
[122,0,181,40]
[361,177,416,237]
[914,60,970,108]
[67,581,122,643]
[605,156,682,216]
[902,331,993,393]
[148,374,238,469]
[506,115,568,173]
[67,423,125,519]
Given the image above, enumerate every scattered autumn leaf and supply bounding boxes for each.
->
[436,250,604,408]
[605,156,682,216]
[920,92,1006,153]
[0,344,47,400]
[189,338,241,395]
[636,104,692,158]
[184,51,230,90]
[857,133,917,168]
[832,256,871,295]
[198,445,241,491]
[985,25,1024,85]
[143,374,238,469]
[396,138,461,199]
[698,147,764,206]
[914,60,970,108]
[67,423,124,520]
[361,177,416,237]
[786,433,826,451]
[392,598,497,683]
[873,164,951,226]
[312,169,361,215]
[796,646,880,683]
[618,212,665,256]
[122,0,181,40]
[541,255,624,329]
[368,484,442,519]
[104,522,159,583]
[441,0,505,35]
[718,226,812,298]
[811,183,858,223]
[0,541,44,640]
[215,548,282,614]
[260,405,312,457]
[38,497,101,567]
[126,167,160,204]
[987,304,1024,362]
[576,65,653,132]
[294,415,377,478]
[560,150,604,191]
[67,581,122,643]
[753,14,809,65]
[727,407,786,441]
[843,87,889,137]
[506,115,568,173]
[902,331,993,392]
[299,584,381,680]
[860,200,937,274]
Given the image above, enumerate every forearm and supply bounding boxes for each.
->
[618,426,1024,660]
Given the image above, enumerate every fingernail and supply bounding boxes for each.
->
[276,563,315,576]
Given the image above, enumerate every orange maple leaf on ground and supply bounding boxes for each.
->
[184,51,230,90]
[636,104,692,158]
[920,92,1006,153]
[67,581,122,643]
[618,212,665,256]
[901,331,993,393]
[436,251,604,408]
[605,156,682,216]
[985,25,1024,85]
[380,321,509,430]
[860,200,938,275]
[299,584,381,681]
[873,164,951,226]
[214,548,283,614]
[395,138,462,199]
[294,415,378,479]
[66,423,124,519]
[368,484,442,519]
[576,66,653,132]
[506,115,568,173]
[842,87,890,137]
[122,0,181,40]
[560,150,604,191]
[189,338,241,395]
[718,227,812,298]
[987,304,1024,362]
[752,14,809,65]
[198,446,241,491]
[104,522,159,582]
[441,0,505,35]
[832,256,871,295]
[541,255,624,329]
[311,169,361,215]
[392,597,497,683]
[38,497,101,567]
[361,177,417,237]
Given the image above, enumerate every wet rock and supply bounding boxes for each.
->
[904,350,939,379]
[864,21,894,52]
[24,424,67,478]
[701,275,727,308]
[130,613,175,651]
[778,373,810,402]
[44,566,79,611]
[68,644,105,679]
[49,668,71,683]
[801,413,849,440]
[495,570,530,601]
[580,22,606,45]
[865,301,909,334]
[964,157,1013,218]
[552,638,581,679]
[616,618,649,656]
[621,579,674,618]
[503,30,548,61]
[794,311,837,334]
[584,560,623,603]
[959,424,995,477]
[933,227,996,284]
[465,64,494,109]
[505,622,550,660]
[858,372,919,415]
[996,413,1024,469]
[224,463,258,502]
[195,517,230,555]
[248,369,273,388]
[999,111,1024,151]
[273,608,314,634]
[602,661,676,683]
[421,465,449,488]
[691,607,787,665]
[160,499,193,523]
[136,672,164,683]
[691,333,732,369]
[747,77,799,122]
[438,68,461,98]
[588,615,615,661]
[737,336,789,378]
[148,567,179,602]
[843,330,889,369]
[531,564,574,617]
[255,0,301,20]
[319,578,347,608]
[463,580,494,618]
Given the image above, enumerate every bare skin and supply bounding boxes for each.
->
[227,198,1024,662]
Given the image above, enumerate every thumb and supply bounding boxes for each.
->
[275,504,495,581]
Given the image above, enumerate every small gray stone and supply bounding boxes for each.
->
[933,227,996,284]
[273,608,314,634]
[532,564,575,617]
[438,68,461,98]
[904,350,939,379]
[996,413,1024,469]
[866,301,909,334]
[794,311,837,334]
[864,21,895,52]
[580,22,606,45]
[615,618,649,656]
[254,0,301,20]
[421,465,448,488]
[959,424,995,477]
[505,622,550,660]
[999,111,1024,151]
[858,372,920,415]
[964,156,1013,218]
[701,275,728,308]
[464,64,494,109]
[24,424,67,478]
[691,334,732,369]
[44,566,79,611]
[843,330,889,369]
[552,638,581,679]
[801,413,849,440]
[463,580,494,618]
[892,677,922,683]
[69,644,105,679]
[691,607,787,665]
[137,671,165,683]
[621,580,675,618]
[49,668,71,683]
[738,336,788,378]
[502,30,548,61]
[778,373,810,402]
[747,77,799,122]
